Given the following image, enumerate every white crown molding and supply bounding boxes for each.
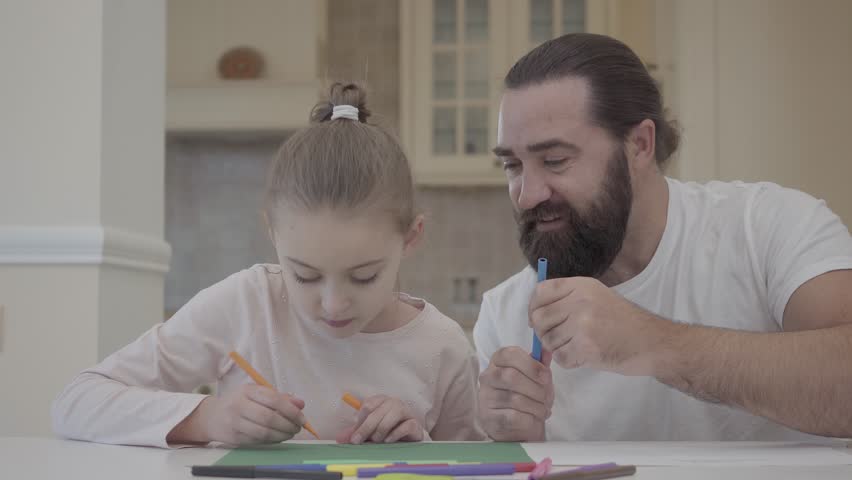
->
[0,226,171,273]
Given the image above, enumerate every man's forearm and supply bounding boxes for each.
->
[650,320,852,437]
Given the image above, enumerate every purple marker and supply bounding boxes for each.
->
[358,464,517,478]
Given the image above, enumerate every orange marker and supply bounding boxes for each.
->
[228,351,319,439]
[342,392,362,410]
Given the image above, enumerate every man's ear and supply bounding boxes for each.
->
[627,118,657,171]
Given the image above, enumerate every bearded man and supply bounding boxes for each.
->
[474,33,852,442]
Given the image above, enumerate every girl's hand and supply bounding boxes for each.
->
[336,395,424,444]
[168,384,306,445]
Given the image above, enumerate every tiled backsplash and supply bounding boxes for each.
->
[399,187,526,327]
[164,133,281,316]
[165,134,526,329]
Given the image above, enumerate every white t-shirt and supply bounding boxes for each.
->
[473,178,852,441]
[52,264,484,447]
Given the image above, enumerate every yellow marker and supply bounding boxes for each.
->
[342,392,362,410]
[228,351,320,439]
[327,464,392,477]
[376,475,452,480]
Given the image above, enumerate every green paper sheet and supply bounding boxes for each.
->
[215,442,532,466]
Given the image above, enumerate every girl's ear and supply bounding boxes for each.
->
[262,211,276,243]
[402,214,425,257]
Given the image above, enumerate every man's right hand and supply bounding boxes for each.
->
[478,346,554,441]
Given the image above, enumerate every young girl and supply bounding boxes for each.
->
[51,83,485,447]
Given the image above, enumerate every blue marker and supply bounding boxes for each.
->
[531,258,548,362]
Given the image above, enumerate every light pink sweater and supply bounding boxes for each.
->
[52,264,485,447]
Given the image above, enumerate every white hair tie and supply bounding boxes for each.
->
[331,104,360,121]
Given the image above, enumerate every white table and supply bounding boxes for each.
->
[2,437,852,480]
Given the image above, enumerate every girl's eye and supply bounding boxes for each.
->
[294,273,321,284]
[351,273,379,285]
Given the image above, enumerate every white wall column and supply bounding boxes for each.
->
[0,0,169,435]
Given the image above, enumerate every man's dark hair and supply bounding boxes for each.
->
[505,33,680,168]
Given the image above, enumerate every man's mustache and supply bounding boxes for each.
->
[518,201,570,226]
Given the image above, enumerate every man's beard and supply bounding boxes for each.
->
[516,148,633,279]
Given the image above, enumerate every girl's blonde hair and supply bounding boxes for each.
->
[265,82,416,233]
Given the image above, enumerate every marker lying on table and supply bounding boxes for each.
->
[375,475,453,480]
[541,464,636,480]
[567,464,618,473]
[528,457,553,480]
[510,462,537,473]
[358,464,516,478]
[228,351,320,439]
[531,258,548,362]
[378,463,534,473]
[328,464,394,477]
[251,464,454,477]
[191,466,343,479]
[248,465,329,472]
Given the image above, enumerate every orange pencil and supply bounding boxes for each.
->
[342,392,362,410]
[228,351,319,439]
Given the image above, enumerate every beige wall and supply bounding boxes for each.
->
[0,0,168,436]
[166,0,325,131]
[673,0,852,226]
[167,0,323,87]
[326,0,401,129]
